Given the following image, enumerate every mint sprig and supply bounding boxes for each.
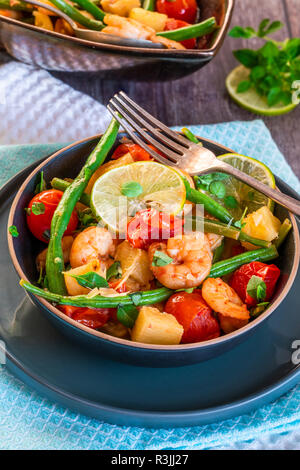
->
[229,19,300,106]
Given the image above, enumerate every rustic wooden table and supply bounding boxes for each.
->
[52,0,300,180]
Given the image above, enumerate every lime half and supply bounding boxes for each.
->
[91,161,186,233]
[226,65,297,116]
[216,153,276,219]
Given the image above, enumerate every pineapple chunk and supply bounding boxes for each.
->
[101,0,140,17]
[131,306,183,345]
[115,240,153,290]
[242,206,281,250]
[64,259,104,296]
[85,152,134,194]
[129,7,167,32]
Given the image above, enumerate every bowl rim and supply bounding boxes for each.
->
[8,132,300,352]
[0,0,234,57]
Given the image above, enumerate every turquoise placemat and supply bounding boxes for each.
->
[0,120,299,450]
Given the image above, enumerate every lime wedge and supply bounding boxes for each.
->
[91,161,186,233]
[215,153,276,219]
[226,65,297,116]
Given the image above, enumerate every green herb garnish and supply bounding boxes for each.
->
[8,225,19,237]
[152,250,173,267]
[224,195,239,209]
[35,171,46,194]
[31,202,45,215]
[70,271,109,289]
[209,180,227,199]
[106,261,122,281]
[229,19,300,107]
[130,292,142,306]
[247,275,267,302]
[121,181,143,198]
[117,304,139,328]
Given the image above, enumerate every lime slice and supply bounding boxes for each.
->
[214,153,276,219]
[226,65,297,116]
[91,161,186,233]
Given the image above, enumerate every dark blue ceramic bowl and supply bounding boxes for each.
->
[8,134,300,367]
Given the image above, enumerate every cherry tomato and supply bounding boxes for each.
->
[111,143,153,161]
[127,208,184,250]
[26,189,78,243]
[165,290,220,343]
[230,262,281,307]
[156,0,197,23]
[164,18,197,49]
[58,305,111,330]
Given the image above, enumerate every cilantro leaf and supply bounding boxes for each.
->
[152,250,173,267]
[121,181,143,198]
[69,271,109,289]
[247,275,267,302]
[209,180,226,199]
[224,195,239,209]
[8,225,19,237]
[31,202,45,215]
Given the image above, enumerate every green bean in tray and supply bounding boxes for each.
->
[0,0,217,50]
[13,121,291,346]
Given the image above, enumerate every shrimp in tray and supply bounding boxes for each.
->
[148,232,213,290]
[202,277,250,334]
[102,14,185,49]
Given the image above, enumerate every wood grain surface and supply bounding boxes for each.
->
[51,0,300,180]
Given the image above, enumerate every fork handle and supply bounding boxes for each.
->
[214,160,300,217]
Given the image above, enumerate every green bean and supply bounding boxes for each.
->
[275,218,292,248]
[50,0,104,29]
[212,240,225,263]
[0,0,32,10]
[20,280,172,308]
[143,0,155,11]
[46,119,119,295]
[186,216,271,247]
[185,182,233,224]
[51,178,91,207]
[209,245,278,278]
[181,127,201,145]
[72,0,105,21]
[157,17,217,41]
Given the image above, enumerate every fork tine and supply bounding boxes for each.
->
[110,98,181,162]
[107,104,176,168]
[118,91,197,148]
[114,94,188,154]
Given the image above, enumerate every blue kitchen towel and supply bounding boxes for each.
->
[0,120,299,450]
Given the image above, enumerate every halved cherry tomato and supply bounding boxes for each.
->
[164,290,220,343]
[26,189,78,243]
[127,208,184,250]
[164,18,197,49]
[230,262,281,307]
[156,0,197,23]
[111,143,153,161]
[58,305,111,330]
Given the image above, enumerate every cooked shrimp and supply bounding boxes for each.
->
[36,235,73,271]
[148,232,212,289]
[69,226,116,269]
[206,232,224,251]
[202,278,250,334]
[102,14,185,50]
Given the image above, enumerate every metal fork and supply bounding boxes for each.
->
[108,92,300,217]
